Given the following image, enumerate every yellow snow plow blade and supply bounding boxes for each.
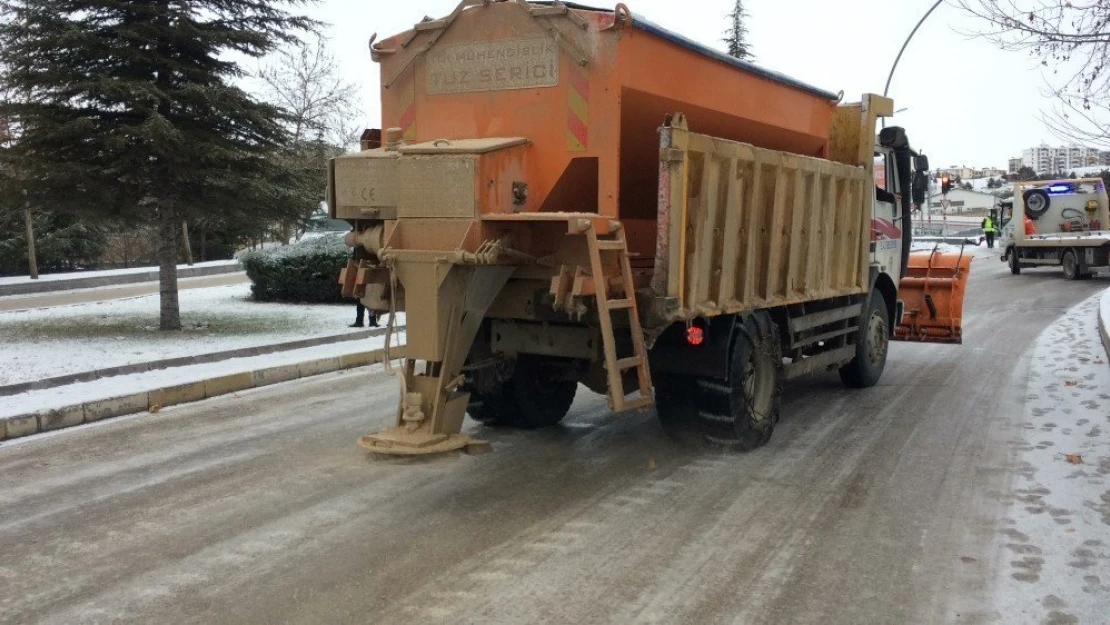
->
[894,247,972,344]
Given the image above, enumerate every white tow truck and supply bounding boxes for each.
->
[1000,178,1110,279]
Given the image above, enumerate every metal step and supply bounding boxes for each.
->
[615,357,644,370]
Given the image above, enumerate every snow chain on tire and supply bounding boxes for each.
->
[693,312,783,450]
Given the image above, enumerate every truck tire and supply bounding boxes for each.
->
[508,356,577,429]
[466,389,513,426]
[1062,248,1081,280]
[466,355,577,429]
[1024,189,1050,219]
[694,312,782,450]
[653,372,697,427]
[1008,248,1021,275]
[839,292,890,389]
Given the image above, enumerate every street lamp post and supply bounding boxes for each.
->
[883,0,945,98]
[883,1,944,230]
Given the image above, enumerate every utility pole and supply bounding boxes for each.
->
[23,190,38,279]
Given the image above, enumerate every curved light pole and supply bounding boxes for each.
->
[880,2,944,227]
[884,0,945,98]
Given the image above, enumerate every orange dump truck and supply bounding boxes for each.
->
[330,0,969,455]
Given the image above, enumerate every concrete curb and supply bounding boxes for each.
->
[0,325,402,397]
[1098,289,1110,359]
[0,262,241,297]
[0,346,405,441]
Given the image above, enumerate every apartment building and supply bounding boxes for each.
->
[1021,143,1100,174]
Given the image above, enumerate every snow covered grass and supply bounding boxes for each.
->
[0,282,403,386]
[0,259,238,286]
[0,331,406,420]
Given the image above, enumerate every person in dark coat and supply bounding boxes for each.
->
[349,246,379,328]
[350,299,378,328]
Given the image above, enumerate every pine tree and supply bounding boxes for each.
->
[0,0,317,329]
[724,0,754,61]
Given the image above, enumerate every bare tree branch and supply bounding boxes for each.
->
[258,35,361,149]
[256,35,363,241]
[959,0,1110,144]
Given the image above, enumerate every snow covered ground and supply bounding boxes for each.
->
[0,259,238,286]
[911,239,998,260]
[0,282,403,386]
[0,331,406,420]
[994,292,1110,623]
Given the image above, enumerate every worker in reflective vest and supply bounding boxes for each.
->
[981,215,996,248]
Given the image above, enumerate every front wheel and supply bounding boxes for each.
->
[1062,248,1081,280]
[839,292,890,389]
[1008,248,1021,275]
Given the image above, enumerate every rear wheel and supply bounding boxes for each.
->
[466,389,513,426]
[694,313,782,450]
[653,372,697,427]
[1008,248,1022,275]
[840,293,890,389]
[508,356,577,429]
[1062,249,1081,280]
[466,355,576,429]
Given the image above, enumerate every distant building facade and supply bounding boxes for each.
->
[1021,143,1100,174]
[938,166,1005,180]
[929,188,999,213]
[938,166,976,180]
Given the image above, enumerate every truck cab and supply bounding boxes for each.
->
[997,199,1016,250]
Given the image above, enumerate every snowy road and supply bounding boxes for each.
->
[1,250,1108,624]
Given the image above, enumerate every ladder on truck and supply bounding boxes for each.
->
[559,219,654,412]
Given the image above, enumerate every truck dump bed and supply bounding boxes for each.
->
[654,115,871,321]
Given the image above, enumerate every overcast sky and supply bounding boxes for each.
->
[304,0,1056,169]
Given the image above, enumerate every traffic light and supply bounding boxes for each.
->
[940,174,952,195]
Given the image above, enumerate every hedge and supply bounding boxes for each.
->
[240,235,348,303]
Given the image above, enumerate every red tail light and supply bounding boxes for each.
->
[686,325,705,346]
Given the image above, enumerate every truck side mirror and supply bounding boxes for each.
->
[915,154,930,172]
[911,171,927,206]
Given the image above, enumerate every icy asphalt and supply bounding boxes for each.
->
[1,247,1108,625]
